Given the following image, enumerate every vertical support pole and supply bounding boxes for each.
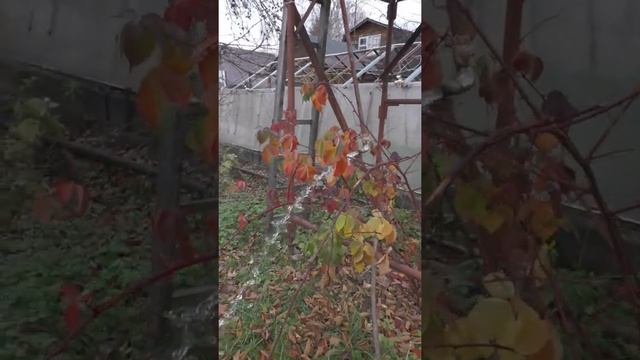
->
[301,0,331,222]
[266,9,289,234]
[285,0,299,252]
[338,0,365,131]
[309,0,331,164]
[376,0,396,164]
[147,107,187,356]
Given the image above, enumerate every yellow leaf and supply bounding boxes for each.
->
[512,298,550,355]
[466,298,518,346]
[362,243,374,264]
[527,323,563,360]
[352,248,364,264]
[479,210,504,233]
[335,213,347,232]
[377,253,391,276]
[376,220,393,240]
[354,261,365,273]
[482,271,515,299]
[445,318,492,359]
[349,240,362,256]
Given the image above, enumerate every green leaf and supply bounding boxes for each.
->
[186,117,205,153]
[13,118,41,143]
[120,20,156,70]
[335,213,347,232]
[454,182,487,221]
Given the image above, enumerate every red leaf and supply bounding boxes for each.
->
[423,57,442,91]
[334,157,348,177]
[61,283,81,333]
[235,180,247,191]
[238,212,248,231]
[267,188,280,208]
[164,0,195,31]
[324,198,339,213]
[53,180,90,216]
[198,47,216,91]
[513,50,544,81]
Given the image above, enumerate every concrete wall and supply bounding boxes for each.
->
[219,83,422,190]
[0,0,165,89]
[424,0,640,221]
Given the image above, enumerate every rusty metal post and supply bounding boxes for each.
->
[376,0,397,164]
[266,8,289,234]
[285,0,299,253]
[285,0,297,121]
[308,0,331,164]
[338,0,365,131]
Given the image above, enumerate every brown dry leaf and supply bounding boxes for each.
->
[232,351,247,360]
[319,271,330,288]
[303,338,313,356]
[258,350,270,360]
[218,304,229,317]
[314,338,328,358]
[377,253,392,276]
[329,336,341,346]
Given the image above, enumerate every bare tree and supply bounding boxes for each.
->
[308,0,368,40]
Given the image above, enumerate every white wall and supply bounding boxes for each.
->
[0,0,165,88]
[219,83,422,190]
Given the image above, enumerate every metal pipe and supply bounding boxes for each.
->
[376,0,397,164]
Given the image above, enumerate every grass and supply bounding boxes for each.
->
[218,164,421,360]
[0,158,212,358]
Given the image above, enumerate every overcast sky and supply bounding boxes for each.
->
[218,0,421,52]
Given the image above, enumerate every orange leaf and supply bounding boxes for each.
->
[296,163,316,183]
[334,157,348,177]
[162,42,193,75]
[157,65,192,105]
[136,69,167,128]
[311,84,327,112]
[282,156,298,177]
[238,212,248,231]
[262,144,278,165]
[280,134,298,153]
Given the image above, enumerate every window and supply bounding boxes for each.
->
[358,34,382,50]
[219,70,227,87]
[358,36,368,50]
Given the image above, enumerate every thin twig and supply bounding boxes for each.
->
[371,236,381,359]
